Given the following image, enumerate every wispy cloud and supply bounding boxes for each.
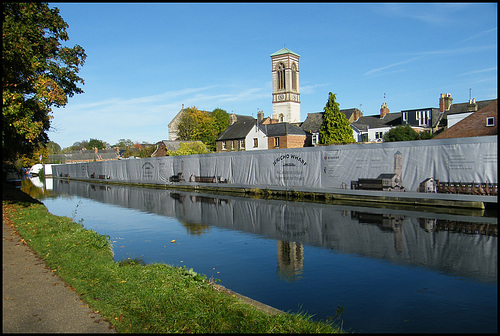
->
[364,56,421,77]
[378,3,471,25]
[49,84,270,146]
[363,45,495,78]
[459,27,497,44]
[456,67,497,77]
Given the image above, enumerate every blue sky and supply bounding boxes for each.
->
[48,3,497,148]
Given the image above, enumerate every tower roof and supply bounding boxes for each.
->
[270,47,300,57]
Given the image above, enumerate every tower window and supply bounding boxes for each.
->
[292,63,297,91]
[277,63,286,90]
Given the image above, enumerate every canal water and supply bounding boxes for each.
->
[25,177,497,333]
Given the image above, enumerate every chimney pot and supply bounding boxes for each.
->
[380,102,390,119]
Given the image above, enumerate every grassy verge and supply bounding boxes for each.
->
[2,183,342,333]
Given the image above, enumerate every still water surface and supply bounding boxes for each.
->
[28,178,497,333]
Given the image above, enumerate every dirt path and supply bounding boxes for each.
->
[2,204,116,333]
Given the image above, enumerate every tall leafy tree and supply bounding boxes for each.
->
[2,2,86,161]
[211,108,230,135]
[319,92,355,145]
[176,106,229,151]
[87,138,108,150]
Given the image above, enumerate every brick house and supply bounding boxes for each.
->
[215,115,267,152]
[433,100,497,139]
[215,115,307,152]
[263,122,307,149]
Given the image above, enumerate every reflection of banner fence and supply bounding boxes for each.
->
[437,181,497,196]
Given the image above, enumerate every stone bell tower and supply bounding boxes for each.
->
[270,47,301,123]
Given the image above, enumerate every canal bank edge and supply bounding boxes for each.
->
[2,183,289,327]
[58,177,495,210]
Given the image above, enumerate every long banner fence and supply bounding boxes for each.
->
[52,136,497,197]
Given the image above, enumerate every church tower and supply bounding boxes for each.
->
[270,47,301,123]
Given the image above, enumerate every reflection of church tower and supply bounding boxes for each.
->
[270,47,301,123]
[276,240,304,282]
[394,151,402,185]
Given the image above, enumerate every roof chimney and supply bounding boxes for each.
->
[439,93,453,112]
[257,110,264,122]
[229,113,237,125]
[380,102,390,119]
[467,98,477,112]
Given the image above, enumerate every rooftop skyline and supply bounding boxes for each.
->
[48,3,497,148]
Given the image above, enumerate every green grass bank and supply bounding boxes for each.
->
[2,183,342,333]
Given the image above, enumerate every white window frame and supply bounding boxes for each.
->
[240,139,245,149]
[486,117,495,127]
[311,133,319,145]
[402,111,408,122]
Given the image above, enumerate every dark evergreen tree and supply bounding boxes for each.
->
[319,92,355,145]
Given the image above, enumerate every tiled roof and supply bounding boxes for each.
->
[262,123,306,136]
[434,100,497,139]
[300,112,323,133]
[216,117,258,140]
[445,99,496,116]
[353,113,401,129]
[270,47,300,57]
[300,110,401,133]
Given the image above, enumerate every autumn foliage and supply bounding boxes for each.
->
[2,2,86,160]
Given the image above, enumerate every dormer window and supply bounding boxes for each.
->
[486,117,495,126]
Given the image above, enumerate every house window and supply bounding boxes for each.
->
[375,131,384,140]
[277,63,286,90]
[486,117,495,126]
[222,141,226,150]
[231,140,234,150]
[417,110,430,126]
[253,138,258,148]
[311,133,319,145]
[402,111,408,122]
[240,139,245,149]
[274,137,280,147]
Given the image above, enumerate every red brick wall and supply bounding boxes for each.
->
[268,135,306,149]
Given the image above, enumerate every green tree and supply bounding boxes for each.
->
[176,106,227,151]
[46,140,61,154]
[170,142,208,156]
[176,107,200,141]
[113,138,134,149]
[211,108,230,135]
[2,2,86,161]
[383,125,419,142]
[319,92,355,145]
[87,138,108,150]
[69,140,89,151]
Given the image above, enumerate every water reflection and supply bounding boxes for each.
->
[41,178,496,284]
